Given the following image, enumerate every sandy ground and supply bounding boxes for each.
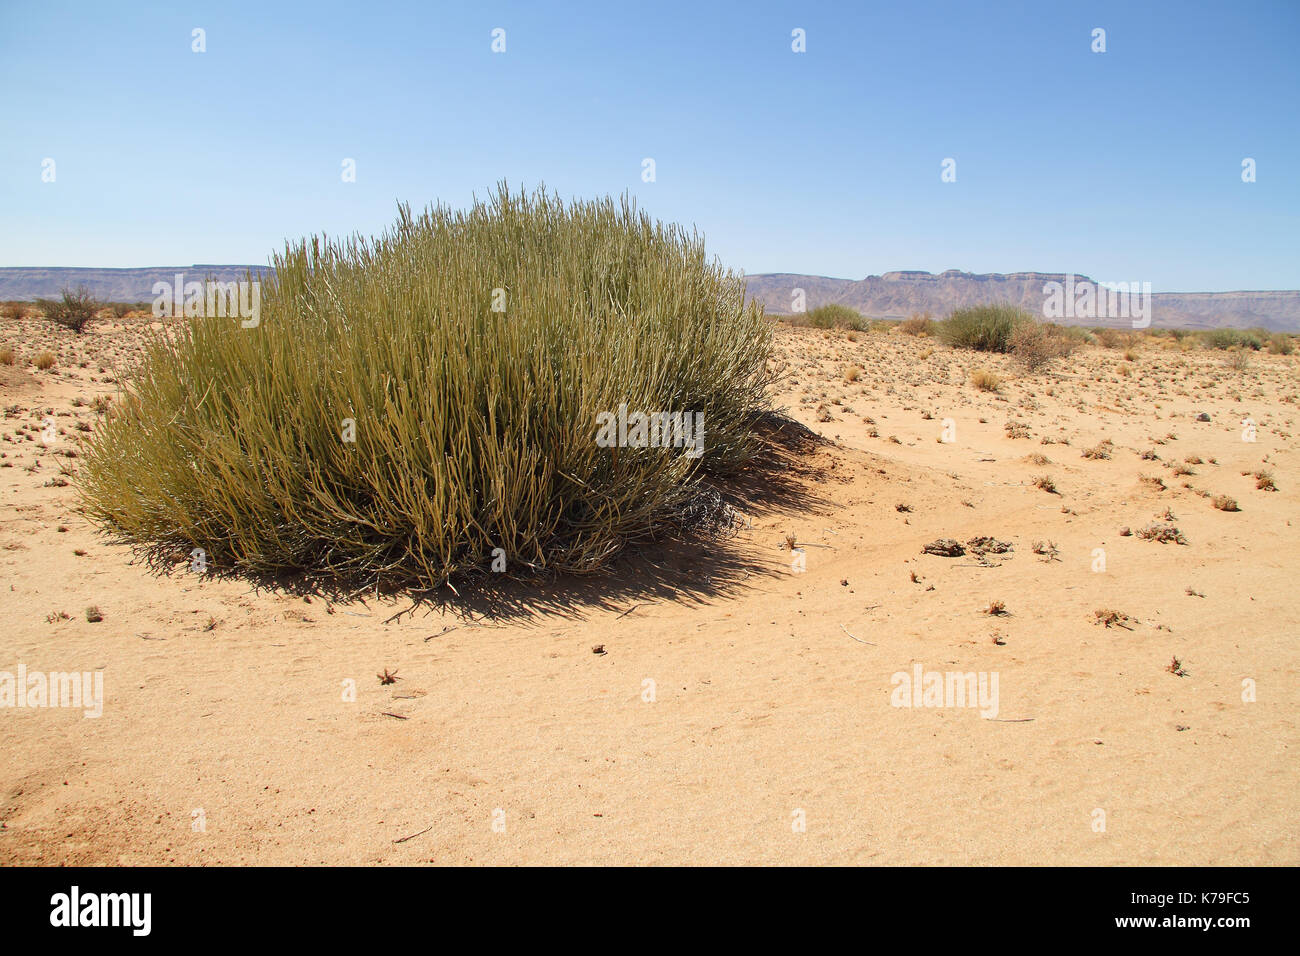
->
[1,314,1296,865]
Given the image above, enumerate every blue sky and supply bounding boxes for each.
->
[1,0,1296,291]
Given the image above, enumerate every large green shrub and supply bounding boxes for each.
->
[78,186,773,588]
[938,303,1033,352]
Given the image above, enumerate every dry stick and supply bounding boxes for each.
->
[380,712,409,720]
[988,718,1035,722]
[392,825,432,844]
[840,624,876,646]
[424,625,458,642]
[616,604,644,620]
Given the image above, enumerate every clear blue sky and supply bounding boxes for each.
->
[1,0,1296,291]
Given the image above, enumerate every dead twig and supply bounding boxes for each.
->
[392,825,432,844]
[840,624,876,646]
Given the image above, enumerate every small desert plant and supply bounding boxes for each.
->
[1,302,30,320]
[1267,333,1293,355]
[1031,539,1060,562]
[804,303,867,331]
[1032,474,1057,493]
[1081,440,1113,460]
[1228,349,1251,371]
[1137,522,1187,544]
[898,313,935,336]
[939,303,1033,353]
[1009,321,1079,371]
[35,287,100,333]
[1203,328,1239,350]
[0,348,14,366]
[109,302,134,319]
[1211,494,1239,511]
[1093,608,1133,628]
[77,185,775,588]
[970,369,1001,391]
[1254,469,1275,491]
[34,350,55,370]
[84,605,103,623]
[984,599,1007,615]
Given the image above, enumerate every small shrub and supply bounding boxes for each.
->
[899,313,935,336]
[1,302,30,320]
[0,348,14,366]
[1093,608,1133,628]
[1032,474,1057,493]
[1137,522,1187,544]
[34,350,55,370]
[1082,440,1113,460]
[1267,333,1293,355]
[939,303,1033,353]
[970,369,1001,391]
[35,286,100,333]
[805,304,866,331]
[1009,321,1080,370]
[1211,494,1238,511]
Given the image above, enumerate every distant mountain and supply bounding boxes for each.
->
[0,266,274,304]
[744,270,1300,332]
[3,265,1297,332]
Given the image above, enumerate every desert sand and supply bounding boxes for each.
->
[1,313,1296,865]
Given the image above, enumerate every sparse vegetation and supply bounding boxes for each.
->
[970,369,1001,392]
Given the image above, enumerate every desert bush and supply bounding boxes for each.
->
[108,302,134,319]
[1267,333,1293,355]
[1203,328,1261,351]
[970,369,1001,391]
[34,350,56,370]
[76,185,774,588]
[1009,321,1081,371]
[898,313,935,336]
[804,303,867,331]
[1092,327,1121,349]
[939,303,1032,352]
[1,302,30,321]
[0,348,14,365]
[35,287,99,333]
